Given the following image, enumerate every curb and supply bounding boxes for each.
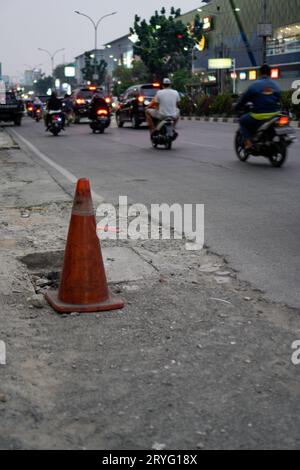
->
[180,116,300,128]
[0,129,20,150]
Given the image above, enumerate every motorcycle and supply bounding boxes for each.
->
[33,105,42,122]
[151,117,178,150]
[89,107,111,134]
[62,102,75,127]
[26,101,34,117]
[235,110,296,168]
[47,110,64,136]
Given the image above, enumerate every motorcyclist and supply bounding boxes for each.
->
[62,94,74,125]
[89,89,108,121]
[235,64,281,149]
[33,96,43,113]
[45,91,64,129]
[146,78,180,138]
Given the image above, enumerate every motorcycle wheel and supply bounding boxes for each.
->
[269,141,287,168]
[235,131,249,162]
[132,115,140,129]
[165,141,172,150]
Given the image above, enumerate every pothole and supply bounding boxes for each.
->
[20,247,157,293]
[20,250,64,294]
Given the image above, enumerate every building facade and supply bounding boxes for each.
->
[180,0,300,92]
[74,1,300,92]
[75,35,133,86]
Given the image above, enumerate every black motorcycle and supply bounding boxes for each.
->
[151,117,178,150]
[89,106,111,134]
[47,110,64,136]
[235,112,296,168]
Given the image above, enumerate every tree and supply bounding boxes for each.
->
[53,64,66,82]
[33,76,53,96]
[112,61,152,96]
[130,7,202,80]
[54,64,77,89]
[171,69,190,92]
[81,52,107,86]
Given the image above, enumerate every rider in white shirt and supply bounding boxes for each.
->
[146,78,180,137]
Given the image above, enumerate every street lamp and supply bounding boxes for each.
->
[38,48,65,76]
[74,11,117,53]
[74,11,117,82]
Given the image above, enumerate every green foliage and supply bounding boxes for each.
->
[281,90,300,119]
[180,94,235,117]
[112,61,152,96]
[210,94,234,116]
[179,95,196,116]
[130,7,197,80]
[33,76,53,96]
[53,64,66,82]
[171,69,190,93]
[53,64,77,88]
[81,52,107,85]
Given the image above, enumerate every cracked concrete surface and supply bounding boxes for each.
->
[0,141,300,450]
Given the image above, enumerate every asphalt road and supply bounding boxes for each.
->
[9,117,300,309]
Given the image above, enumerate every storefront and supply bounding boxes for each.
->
[180,0,300,92]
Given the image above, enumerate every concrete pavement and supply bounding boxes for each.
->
[1,133,300,449]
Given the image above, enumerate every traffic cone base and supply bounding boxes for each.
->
[45,178,124,314]
[45,290,124,314]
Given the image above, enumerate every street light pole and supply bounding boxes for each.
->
[74,11,117,82]
[38,48,65,80]
[262,0,268,63]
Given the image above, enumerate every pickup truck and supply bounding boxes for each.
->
[0,91,24,126]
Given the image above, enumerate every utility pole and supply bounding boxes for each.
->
[38,48,65,87]
[257,0,272,64]
[74,11,117,83]
[262,0,268,63]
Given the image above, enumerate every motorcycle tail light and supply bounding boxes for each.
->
[97,109,108,116]
[105,97,112,104]
[76,99,85,105]
[278,116,289,127]
[28,107,33,111]
[138,96,145,104]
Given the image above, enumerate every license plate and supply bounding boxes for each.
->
[275,127,294,136]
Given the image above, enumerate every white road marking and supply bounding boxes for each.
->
[9,129,104,203]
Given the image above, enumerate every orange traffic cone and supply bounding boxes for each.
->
[45,178,124,313]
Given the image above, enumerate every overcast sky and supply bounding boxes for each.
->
[0,0,203,78]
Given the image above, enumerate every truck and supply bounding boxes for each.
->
[0,91,24,126]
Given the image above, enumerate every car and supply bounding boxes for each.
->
[115,83,162,129]
[0,91,24,126]
[71,86,111,124]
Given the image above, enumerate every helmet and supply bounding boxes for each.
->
[163,78,171,85]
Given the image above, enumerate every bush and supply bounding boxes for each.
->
[210,94,234,117]
[281,90,300,120]
[194,95,214,116]
[179,95,196,116]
